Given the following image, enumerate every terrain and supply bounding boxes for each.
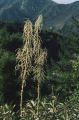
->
[0,0,79,29]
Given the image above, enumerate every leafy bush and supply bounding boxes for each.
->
[0,104,15,120]
[20,95,79,120]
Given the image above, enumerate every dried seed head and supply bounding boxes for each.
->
[15,20,33,80]
[35,15,43,31]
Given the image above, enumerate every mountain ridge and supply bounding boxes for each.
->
[0,0,79,29]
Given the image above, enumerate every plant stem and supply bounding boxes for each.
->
[37,78,40,116]
[20,79,25,119]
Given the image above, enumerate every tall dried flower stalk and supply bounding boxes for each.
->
[35,49,47,115]
[33,15,47,115]
[15,20,33,118]
[15,15,47,118]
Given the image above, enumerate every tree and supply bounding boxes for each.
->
[0,52,17,104]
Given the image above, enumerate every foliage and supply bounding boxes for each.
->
[0,52,17,104]
[0,104,15,120]
[72,55,79,80]
[19,95,79,120]
[0,94,78,120]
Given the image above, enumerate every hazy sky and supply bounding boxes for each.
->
[52,0,79,4]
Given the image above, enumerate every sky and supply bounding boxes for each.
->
[52,0,79,4]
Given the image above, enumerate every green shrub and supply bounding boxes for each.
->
[0,104,15,120]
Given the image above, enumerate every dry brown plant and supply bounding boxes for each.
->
[34,49,47,115]
[33,15,47,115]
[15,15,47,119]
[15,20,33,119]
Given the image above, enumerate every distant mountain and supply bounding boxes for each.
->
[0,0,79,29]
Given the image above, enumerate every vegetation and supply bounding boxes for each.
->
[0,17,79,119]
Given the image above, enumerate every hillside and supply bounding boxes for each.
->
[0,0,79,29]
